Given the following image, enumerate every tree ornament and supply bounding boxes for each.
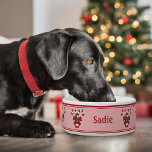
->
[82,15,91,21]
[103,3,111,10]
[123,57,132,66]
[125,34,133,41]
[122,15,128,24]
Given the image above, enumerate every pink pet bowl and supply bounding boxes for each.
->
[62,96,136,136]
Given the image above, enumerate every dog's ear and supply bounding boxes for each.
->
[35,30,75,80]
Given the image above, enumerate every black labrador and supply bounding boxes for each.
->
[0,28,115,138]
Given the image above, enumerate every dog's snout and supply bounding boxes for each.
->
[104,83,116,102]
[106,92,116,102]
[96,87,116,102]
[97,80,116,102]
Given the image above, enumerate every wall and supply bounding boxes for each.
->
[33,0,87,35]
[0,0,33,38]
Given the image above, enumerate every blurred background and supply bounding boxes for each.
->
[0,0,152,119]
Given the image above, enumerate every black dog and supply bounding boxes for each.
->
[0,28,115,138]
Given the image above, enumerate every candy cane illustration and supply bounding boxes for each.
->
[121,108,131,127]
[71,109,85,128]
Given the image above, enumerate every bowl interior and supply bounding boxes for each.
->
[62,96,136,106]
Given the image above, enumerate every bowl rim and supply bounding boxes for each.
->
[62,96,136,106]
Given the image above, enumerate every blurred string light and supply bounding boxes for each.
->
[103,63,108,68]
[148,52,152,57]
[107,71,113,77]
[100,24,107,31]
[94,35,100,42]
[118,19,123,24]
[106,71,114,82]
[136,71,142,77]
[127,10,133,16]
[91,9,97,14]
[135,79,140,84]
[116,36,122,42]
[109,35,115,42]
[92,15,98,21]
[100,33,108,40]
[132,71,142,80]
[145,65,149,72]
[120,3,124,10]
[91,7,99,14]
[132,74,138,80]
[86,25,94,33]
[144,15,149,21]
[103,56,110,68]
[105,42,111,48]
[109,51,115,58]
[129,38,136,45]
[126,8,138,16]
[121,78,126,84]
[114,2,120,9]
[131,8,138,15]
[123,70,128,76]
[114,70,120,76]
[104,57,110,63]
[132,20,139,28]
[106,76,111,82]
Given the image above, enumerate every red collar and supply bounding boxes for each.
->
[18,40,47,97]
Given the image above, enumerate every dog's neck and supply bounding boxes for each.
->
[18,40,48,97]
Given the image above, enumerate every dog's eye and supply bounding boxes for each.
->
[86,59,93,65]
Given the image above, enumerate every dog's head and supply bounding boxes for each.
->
[35,28,115,102]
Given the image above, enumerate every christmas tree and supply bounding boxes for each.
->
[81,0,152,86]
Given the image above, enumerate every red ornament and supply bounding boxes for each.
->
[122,15,128,24]
[104,3,111,10]
[125,34,133,41]
[82,15,91,21]
[123,57,132,66]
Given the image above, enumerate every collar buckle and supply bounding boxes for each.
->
[32,90,47,98]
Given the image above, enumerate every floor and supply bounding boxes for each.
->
[0,118,152,152]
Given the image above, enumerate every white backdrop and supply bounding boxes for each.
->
[33,0,152,35]
[33,0,87,35]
